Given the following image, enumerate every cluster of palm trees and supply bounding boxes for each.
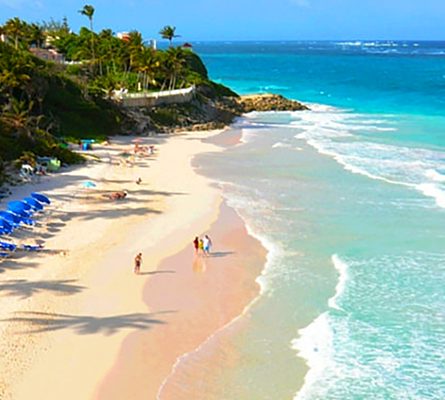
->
[1,5,192,96]
[0,17,46,50]
[0,5,210,166]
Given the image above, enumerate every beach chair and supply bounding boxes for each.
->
[0,241,17,251]
[21,244,43,251]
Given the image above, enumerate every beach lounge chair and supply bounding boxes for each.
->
[21,244,43,251]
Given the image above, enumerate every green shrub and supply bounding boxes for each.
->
[15,151,37,169]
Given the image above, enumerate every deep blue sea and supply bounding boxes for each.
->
[191,42,445,399]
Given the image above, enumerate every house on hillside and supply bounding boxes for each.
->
[29,47,64,63]
[116,32,157,50]
[117,32,131,42]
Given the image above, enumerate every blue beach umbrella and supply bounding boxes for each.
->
[24,197,44,211]
[82,181,97,188]
[31,192,51,204]
[8,201,33,217]
[8,200,31,211]
[0,211,20,225]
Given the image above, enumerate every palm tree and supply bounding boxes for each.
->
[3,18,25,49]
[127,30,144,70]
[159,26,180,47]
[136,48,161,90]
[164,47,187,90]
[0,44,33,96]
[28,23,46,48]
[79,5,96,65]
[0,98,42,139]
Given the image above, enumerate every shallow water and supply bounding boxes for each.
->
[191,42,445,399]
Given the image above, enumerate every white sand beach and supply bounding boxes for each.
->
[0,129,264,400]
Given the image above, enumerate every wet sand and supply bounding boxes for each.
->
[97,202,266,399]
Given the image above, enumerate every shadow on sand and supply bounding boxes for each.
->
[138,270,176,276]
[0,279,85,299]
[208,251,235,258]
[3,310,174,335]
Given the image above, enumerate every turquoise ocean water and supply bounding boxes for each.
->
[192,42,445,399]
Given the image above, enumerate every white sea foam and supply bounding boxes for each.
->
[272,141,293,149]
[291,313,334,400]
[425,168,445,182]
[416,183,445,209]
[291,106,445,209]
[291,254,351,399]
[335,41,362,47]
[328,255,349,310]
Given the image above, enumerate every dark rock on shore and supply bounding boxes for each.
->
[122,91,309,135]
[237,93,309,113]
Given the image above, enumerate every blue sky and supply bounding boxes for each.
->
[0,0,444,41]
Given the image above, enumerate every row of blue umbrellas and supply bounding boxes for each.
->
[0,192,50,236]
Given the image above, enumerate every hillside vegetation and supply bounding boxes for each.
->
[0,9,237,183]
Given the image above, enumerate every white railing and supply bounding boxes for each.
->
[120,85,195,100]
[117,85,196,108]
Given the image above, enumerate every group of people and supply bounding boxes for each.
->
[133,234,213,275]
[105,190,128,200]
[193,235,213,256]
[134,143,155,155]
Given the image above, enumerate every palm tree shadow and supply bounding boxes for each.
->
[4,311,174,336]
[0,279,85,299]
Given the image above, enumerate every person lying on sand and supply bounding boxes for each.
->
[105,190,128,200]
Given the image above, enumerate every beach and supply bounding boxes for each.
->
[0,129,266,399]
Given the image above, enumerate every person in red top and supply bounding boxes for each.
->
[193,237,199,254]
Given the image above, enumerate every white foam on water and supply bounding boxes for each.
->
[328,255,349,310]
[416,183,445,209]
[272,141,292,149]
[425,168,445,182]
[291,313,334,400]
[291,105,445,209]
[239,128,257,144]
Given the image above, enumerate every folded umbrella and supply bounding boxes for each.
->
[24,197,44,211]
[0,241,17,251]
[0,218,14,234]
[8,200,31,211]
[0,211,20,226]
[31,192,51,205]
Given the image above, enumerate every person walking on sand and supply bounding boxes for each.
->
[193,236,200,254]
[198,238,204,255]
[203,235,212,256]
[134,253,142,274]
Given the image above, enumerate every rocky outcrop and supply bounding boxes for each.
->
[237,93,309,113]
[121,91,309,135]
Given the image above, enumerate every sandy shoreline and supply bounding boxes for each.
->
[0,128,268,399]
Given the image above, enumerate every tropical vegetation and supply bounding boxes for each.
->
[0,5,236,184]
